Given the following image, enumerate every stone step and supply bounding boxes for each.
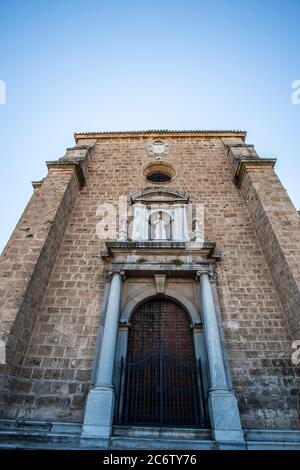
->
[111,436,215,450]
[0,419,82,435]
[112,425,212,441]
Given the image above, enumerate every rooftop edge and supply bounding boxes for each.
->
[74,129,247,142]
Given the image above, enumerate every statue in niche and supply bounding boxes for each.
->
[118,218,127,241]
[193,217,204,243]
[152,212,169,240]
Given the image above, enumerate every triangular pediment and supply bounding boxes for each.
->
[130,188,189,203]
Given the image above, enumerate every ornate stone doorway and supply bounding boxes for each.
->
[118,298,207,427]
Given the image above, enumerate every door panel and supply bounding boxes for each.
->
[120,298,206,427]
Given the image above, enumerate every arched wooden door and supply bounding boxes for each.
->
[119,298,205,426]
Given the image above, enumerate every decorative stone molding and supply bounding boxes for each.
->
[46,161,86,188]
[104,240,218,254]
[195,268,214,281]
[154,274,166,294]
[146,140,171,159]
[75,130,247,142]
[107,270,126,281]
[233,158,277,187]
[197,268,218,284]
[142,161,176,184]
[225,142,276,187]
[118,320,131,332]
[101,241,221,278]
[46,144,94,188]
[31,180,44,190]
[130,188,189,203]
[120,285,201,325]
[190,321,203,331]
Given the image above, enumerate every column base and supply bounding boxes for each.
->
[208,389,244,443]
[82,385,115,439]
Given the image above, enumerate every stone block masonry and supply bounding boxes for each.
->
[0,146,92,417]
[0,131,299,430]
[240,166,300,339]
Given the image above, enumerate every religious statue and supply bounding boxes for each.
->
[193,217,204,243]
[118,218,127,241]
[152,212,169,240]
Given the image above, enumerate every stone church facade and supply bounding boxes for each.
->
[0,130,299,449]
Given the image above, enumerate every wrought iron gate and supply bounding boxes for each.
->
[118,298,207,427]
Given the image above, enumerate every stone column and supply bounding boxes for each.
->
[197,271,244,445]
[82,270,124,439]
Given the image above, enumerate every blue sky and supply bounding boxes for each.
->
[0,0,299,252]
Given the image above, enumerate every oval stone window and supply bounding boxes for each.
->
[147,171,172,183]
[142,162,176,184]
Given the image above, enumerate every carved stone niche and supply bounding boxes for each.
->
[130,189,190,243]
[102,188,221,274]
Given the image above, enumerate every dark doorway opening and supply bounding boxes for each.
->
[118,298,208,427]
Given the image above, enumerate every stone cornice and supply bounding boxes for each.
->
[101,240,221,262]
[74,130,247,142]
[45,144,94,189]
[46,161,86,188]
[31,180,44,190]
[130,188,189,203]
[234,158,277,187]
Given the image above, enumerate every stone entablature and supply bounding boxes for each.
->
[101,240,221,270]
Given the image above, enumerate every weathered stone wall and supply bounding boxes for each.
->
[0,166,81,416]
[239,167,300,339]
[1,133,299,428]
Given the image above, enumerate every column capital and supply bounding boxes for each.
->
[195,267,214,281]
[106,269,126,281]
